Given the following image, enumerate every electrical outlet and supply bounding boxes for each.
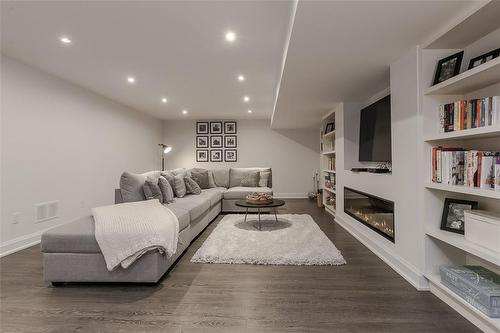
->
[12,212,20,224]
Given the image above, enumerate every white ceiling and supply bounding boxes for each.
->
[1,1,479,126]
[271,0,478,128]
[1,1,293,120]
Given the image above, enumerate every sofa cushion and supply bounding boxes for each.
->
[168,195,211,221]
[143,179,163,202]
[158,176,175,203]
[190,169,210,189]
[120,171,161,202]
[184,176,202,195]
[200,187,225,206]
[229,168,271,188]
[173,174,187,198]
[259,170,271,187]
[223,186,273,200]
[166,206,190,231]
[240,171,259,187]
[210,168,230,188]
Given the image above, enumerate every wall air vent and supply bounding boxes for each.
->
[34,200,59,223]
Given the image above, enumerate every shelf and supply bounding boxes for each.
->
[323,131,335,139]
[424,57,500,95]
[322,169,336,173]
[325,205,336,216]
[424,126,500,142]
[425,227,500,267]
[323,187,336,194]
[425,182,500,199]
[321,150,336,155]
[425,273,500,333]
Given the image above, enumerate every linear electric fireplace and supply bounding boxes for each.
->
[344,187,395,242]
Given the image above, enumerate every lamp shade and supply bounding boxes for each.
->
[163,146,172,154]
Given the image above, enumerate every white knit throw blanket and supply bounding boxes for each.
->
[92,199,179,271]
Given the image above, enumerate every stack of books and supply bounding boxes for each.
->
[439,96,500,133]
[440,265,500,318]
[431,147,500,190]
[327,157,335,171]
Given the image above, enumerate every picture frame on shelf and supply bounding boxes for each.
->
[210,121,222,134]
[196,136,208,148]
[196,149,208,162]
[224,149,237,162]
[468,48,500,70]
[325,122,335,133]
[210,135,223,148]
[440,198,478,235]
[432,51,464,85]
[196,122,209,134]
[224,121,237,134]
[224,135,237,148]
[210,149,223,162]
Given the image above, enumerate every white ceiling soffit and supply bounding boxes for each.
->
[1,1,293,120]
[271,0,479,129]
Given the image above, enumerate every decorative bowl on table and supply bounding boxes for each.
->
[246,192,273,205]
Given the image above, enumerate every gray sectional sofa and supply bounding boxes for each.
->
[41,167,272,284]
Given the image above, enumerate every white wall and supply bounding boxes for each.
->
[163,119,319,197]
[0,56,163,256]
[335,47,428,290]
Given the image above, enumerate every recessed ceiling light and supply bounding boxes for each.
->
[60,36,72,44]
[238,75,245,82]
[225,30,236,42]
[248,110,253,114]
[243,96,250,102]
[161,97,168,103]
[182,109,188,115]
[127,76,135,84]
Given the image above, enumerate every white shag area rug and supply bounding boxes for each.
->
[191,214,346,266]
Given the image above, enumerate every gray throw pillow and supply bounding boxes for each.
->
[240,171,259,187]
[160,171,175,190]
[158,176,175,203]
[190,169,210,189]
[184,177,202,195]
[143,179,163,202]
[173,174,187,198]
[259,171,271,187]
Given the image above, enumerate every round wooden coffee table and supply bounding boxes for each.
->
[235,199,286,230]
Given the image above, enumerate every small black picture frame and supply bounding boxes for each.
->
[210,149,223,162]
[210,121,222,134]
[325,122,335,133]
[196,122,209,134]
[224,121,237,134]
[224,149,237,162]
[468,48,500,70]
[224,135,237,148]
[440,198,478,235]
[210,135,223,148]
[196,136,208,148]
[196,149,208,162]
[433,51,464,85]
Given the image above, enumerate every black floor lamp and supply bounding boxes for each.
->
[158,144,172,171]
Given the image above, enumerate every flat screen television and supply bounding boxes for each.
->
[359,95,392,162]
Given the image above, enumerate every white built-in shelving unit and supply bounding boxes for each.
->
[320,108,337,216]
[421,2,500,331]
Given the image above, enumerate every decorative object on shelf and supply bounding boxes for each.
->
[210,121,222,134]
[325,122,335,133]
[196,149,208,162]
[158,144,172,171]
[440,198,478,234]
[196,136,208,148]
[317,189,324,208]
[440,265,500,318]
[224,121,237,134]
[468,48,500,70]
[308,170,319,200]
[433,51,464,85]
[196,122,209,134]
[210,135,223,148]
[210,149,223,162]
[245,192,273,205]
[464,210,500,253]
[224,149,237,162]
[224,135,237,148]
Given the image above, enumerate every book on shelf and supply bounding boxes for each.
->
[438,96,500,133]
[431,147,500,190]
[439,265,500,317]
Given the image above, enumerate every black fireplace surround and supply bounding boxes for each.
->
[344,187,395,242]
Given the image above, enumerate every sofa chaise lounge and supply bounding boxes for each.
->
[41,167,272,285]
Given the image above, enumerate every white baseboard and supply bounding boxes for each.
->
[274,193,308,199]
[0,225,60,257]
[335,214,429,291]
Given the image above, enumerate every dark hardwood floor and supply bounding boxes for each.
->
[0,199,479,332]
